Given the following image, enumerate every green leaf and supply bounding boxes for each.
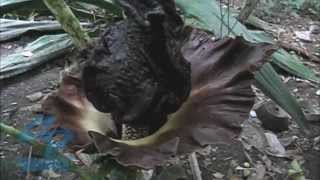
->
[0,0,48,15]
[77,0,122,16]
[0,0,121,16]
[0,18,91,42]
[288,159,306,180]
[271,49,320,83]
[0,34,73,79]
[255,63,310,132]
[175,0,274,43]
[0,0,32,6]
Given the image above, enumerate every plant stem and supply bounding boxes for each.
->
[43,0,91,49]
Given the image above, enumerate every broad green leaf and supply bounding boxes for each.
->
[288,159,306,180]
[0,0,48,15]
[0,0,32,6]
[0,34,73,79]
[0,0,121,16]
[271,49,320,83]
[175,0,274,43]
[0,18,91,42]
[0,0,41,8]
[255,63,309,132]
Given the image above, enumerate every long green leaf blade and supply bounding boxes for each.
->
[255,63,310,132]
[0,34,73,79]
[271,49,320,83]
[0,0,48,15]
[0,18,91,42]
[175,0,274,43]
[0,0,121,16]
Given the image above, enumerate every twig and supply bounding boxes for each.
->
[278,41,320,64]
[243,150,255,166]
[26,146,33,180]
[199,164,215,174]
[189,152,202,180]
[238,0,259,23]
[246,15,280,34]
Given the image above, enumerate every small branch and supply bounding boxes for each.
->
[189,153,202,180]
[43,0,91,49]
[278,41,320,64]
[243,150,255,166]
[238,0,259,23]
[246,15,280,34]
[26,146,33,180]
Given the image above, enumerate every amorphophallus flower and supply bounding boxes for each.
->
[43,28,274,168]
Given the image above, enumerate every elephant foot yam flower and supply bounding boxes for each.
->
[42,27,274,168]
[86,29,275,168]
[81,0,191,133]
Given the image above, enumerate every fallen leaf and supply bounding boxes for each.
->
[264,132,286,157]
[294,31,312,42]
[26,92,43,102]
[213,172,224,179]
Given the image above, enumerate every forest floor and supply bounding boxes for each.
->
[0,1,319,180]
